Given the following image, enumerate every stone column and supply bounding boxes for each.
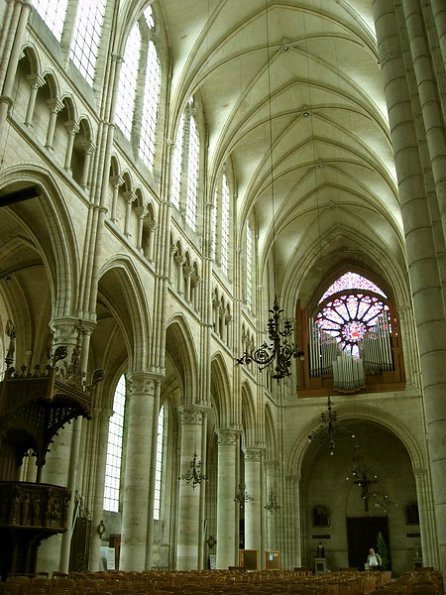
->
[402,0,446,241]
[135,206,148,252]
[264,460,280,550]
[64,121,80,173]
[79,141,95,189]
[176,405,205,570]
[431,1,446,89]
[0,0,32,125]
[24,73,45,126]
[183,265,192,302]
[45,98,64,149]
[123,190,136,237]
[215,429,239,569]
[414,467,439,568]
[243,447,264,565]
[120,373,158,570]
[36,319,85,574]
[109,175,123,223]
[374,0,446,575]
[175,254,185,296]
[282,474,299,570]
[88,407,113,571]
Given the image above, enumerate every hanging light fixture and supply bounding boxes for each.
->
[236,0,304,381]
[234,481,254,507]
[345,445,392,512]
[236,299,304,380]
[178,451,208,489]
[264,491,282,512]
[308,396,355,455]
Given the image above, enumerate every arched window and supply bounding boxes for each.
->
[170,98,201,231]
[103,375,126,512]
[153,403,167,520]
[115,23,142,140]
[185,113,199,230]
[139,40,161,168]
[171,113,185,209]
[31,0,68,41]
[115,7,161,169]
[220,174,230,276]
[70,0,106,85]
[246,219,254,309]
[211,171,232,277]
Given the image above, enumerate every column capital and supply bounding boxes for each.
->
[217,428,240,446]
[26,73,45,89]
[126,371,159,396]
[265,459,280,472]
[178,404,204,425]
[243,446,264,462]
[46,97,64,113]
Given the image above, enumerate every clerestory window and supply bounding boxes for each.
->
[115,6,161,169]
[170,98,201,232]
[31,0,68,41]
[70,0,107,86]
[103,374,126,512]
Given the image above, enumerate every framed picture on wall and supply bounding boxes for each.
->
[312,506,330,527]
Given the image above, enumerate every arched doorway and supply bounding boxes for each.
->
[301,419,418,575]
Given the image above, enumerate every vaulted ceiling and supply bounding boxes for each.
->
[159,0,407,307]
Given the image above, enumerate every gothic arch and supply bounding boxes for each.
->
[97,256,152,371]
[165,316,198,405]
[0,166,80,317]
[241,383,257,448]
[210,353,231,429]
[287,399,426,479]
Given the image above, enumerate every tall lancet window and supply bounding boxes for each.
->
[115,23,142,140]
[153,403,167,520]
[211,171,232,277]
[115,6,161,168]
[246,219,254,309]
[170,98,201,231]
[103,375,126,512]
[220,174,230,277]
[31,0,68,41]
[70,0,107,85]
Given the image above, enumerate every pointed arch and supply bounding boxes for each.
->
[165,316,198,404]
[97,255,152,371]
[210,353,231,429]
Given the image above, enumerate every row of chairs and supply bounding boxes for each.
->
[370,567,443,594]
[0,568,439,595]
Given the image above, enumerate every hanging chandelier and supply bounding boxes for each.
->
[308,396,355,455]
[178,452,208,489]
[345,445,391,512]
[236,3,304,382]
[264,491,282,512]
[234,481,254,507]
[236,298,304,380]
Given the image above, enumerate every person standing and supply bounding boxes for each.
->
[367,547,382,570]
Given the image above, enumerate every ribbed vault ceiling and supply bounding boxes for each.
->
[160,0,405,303]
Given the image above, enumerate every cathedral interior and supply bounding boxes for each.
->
[1,0,446,586]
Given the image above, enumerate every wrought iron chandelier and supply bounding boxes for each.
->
[236,298,304,380]
[178,452,208,489]
[345,445,391,512]
[234,481,254,507]
[235,3,303,382]
[308,396,355,455]
[264,491,282,512]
